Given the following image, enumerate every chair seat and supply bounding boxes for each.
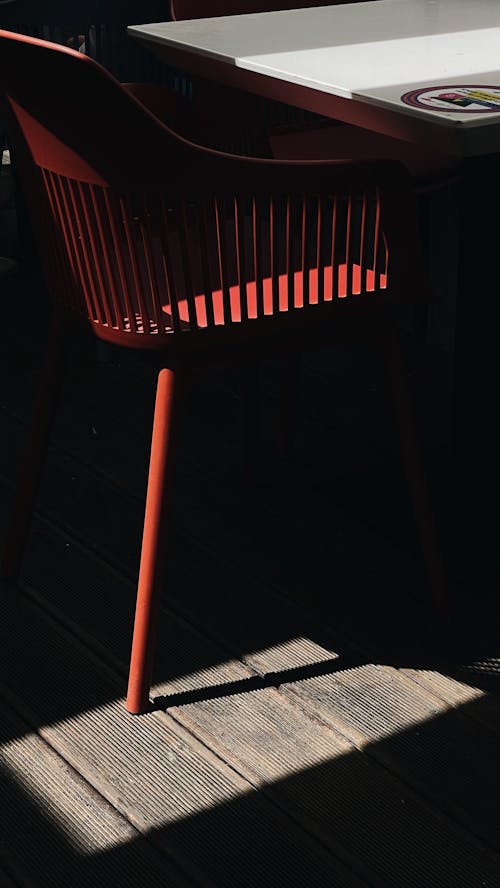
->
[270,123,460,187]
[178,263,387,327]
[112,264,388,336]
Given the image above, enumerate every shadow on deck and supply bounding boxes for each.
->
[1,262,499,887]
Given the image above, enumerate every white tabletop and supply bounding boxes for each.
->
[129,0,500,155]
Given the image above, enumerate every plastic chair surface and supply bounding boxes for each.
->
[0,30,445,715]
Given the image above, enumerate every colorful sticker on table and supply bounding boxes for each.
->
[401,86,500,113]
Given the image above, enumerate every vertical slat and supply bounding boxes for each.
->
[345,195,353,298]
[42,171,82,315]
[372,188,381,286]
[380,190,389,285]
[264,195,277,317]
[103,190,137,332]
[330,196,339,300]
[120,196,150,333]
[89,185,123,329]
[357,192,367,295]
[76,181,114,327]
[179,200,199,329]
[214,197,233,325]
[270,195,280,315]
[139,194,166,333]
[316,195,324,305]
[197,202,216,328]
[59,176,98,324]
[286,195,293,311]
[72,182,105,324]
[301,195,309,307]
[44,174,78,294]
[158,203,181,333]
[252,196,265,318]
[62,178,97,317]
[234,195,249,323]
[383,232,389,285]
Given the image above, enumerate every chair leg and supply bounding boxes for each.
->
[1,315,68,583]
[126,367,182,715]
[378,327,448,618]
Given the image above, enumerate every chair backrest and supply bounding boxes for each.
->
[170,0,363,19]
[0,30,426,350]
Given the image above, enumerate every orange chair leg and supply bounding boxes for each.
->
[126,367,182,715]
[1,316,68,583]
[380,327,448,618]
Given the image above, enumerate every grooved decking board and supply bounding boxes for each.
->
[20,462,495,733]
[3,597,498,888]
[279,663,500,849]
[206,622,500,849]
[14,509,500,862]
[8,400,495,738]
[3,273,500,888]
[0,594,366,888]
[0,698,187,888]
[171,689,500,888]
[401,667,500,735]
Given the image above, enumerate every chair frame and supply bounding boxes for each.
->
[0,30,447,714]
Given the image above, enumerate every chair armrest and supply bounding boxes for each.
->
[124,80,272,156]
[123,82,196,136]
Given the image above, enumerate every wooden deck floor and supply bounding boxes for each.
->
[1,267,499,888]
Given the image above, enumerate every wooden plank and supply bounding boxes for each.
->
[5,587,499,888]
[400,667,500,735]
[11,500,500,862]
[0,698,187,888]
[278,661,500,850]
[171,683,500,888]
[0,593,365,888]
[7,444,499,751]
[3,273,500,886]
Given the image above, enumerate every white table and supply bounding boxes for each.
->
[129,2,500,515]
[129,1,500,156]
